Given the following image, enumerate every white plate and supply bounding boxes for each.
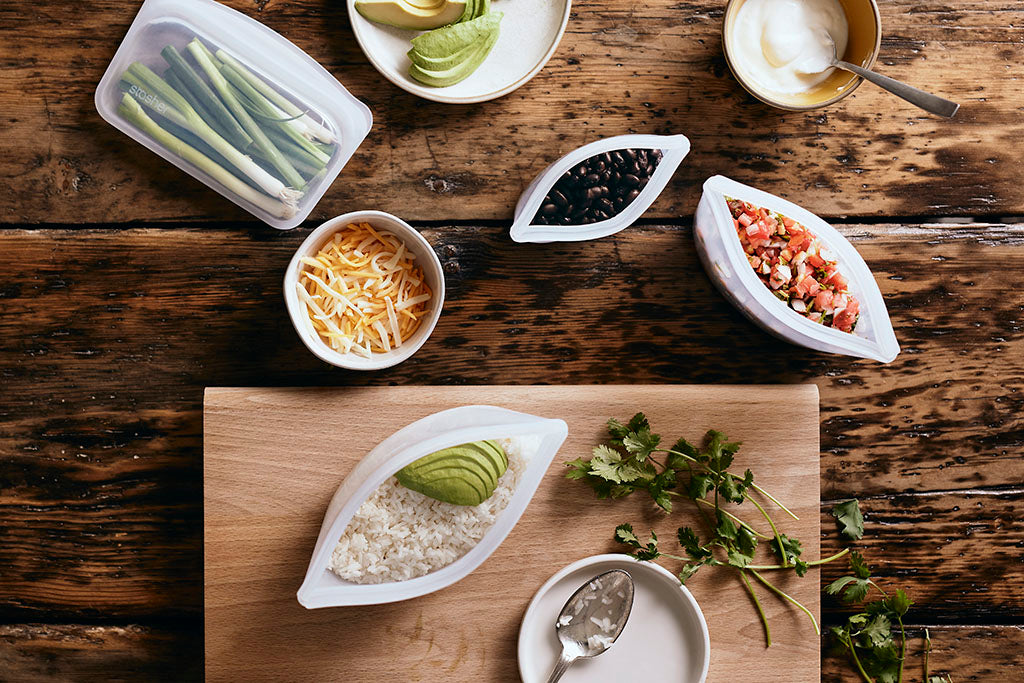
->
[518,554,710,683]
[346,0,571,103]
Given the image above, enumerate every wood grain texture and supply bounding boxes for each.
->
[204,385,821,682]
[2,623,1019,682]
[1,223,1022,624]
[1,1,1021,224]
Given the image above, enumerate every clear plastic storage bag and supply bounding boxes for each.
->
[510,134,691,243]
[95,0,372,229]
[296,405,568,608]
[694,175,899,362]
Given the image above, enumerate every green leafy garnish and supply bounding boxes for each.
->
[832,498,865,540]
[827,551,915,683]
[567,413,850,647]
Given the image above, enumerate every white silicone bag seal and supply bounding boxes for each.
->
[694,175,900,363]
[296,405,568,608]
[94,0,372,230]
[510,134,691,243]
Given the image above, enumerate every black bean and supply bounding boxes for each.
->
[627,189,640,202]
[598,198,614,212]
[541,203,557,215]
[584,173,601,187]
[624,174,640,187]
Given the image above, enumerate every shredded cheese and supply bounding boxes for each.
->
[298,222,432,355]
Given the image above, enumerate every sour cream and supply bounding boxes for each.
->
[730,0,849,97]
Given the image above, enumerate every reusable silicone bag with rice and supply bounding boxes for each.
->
[296,405,568,608]
[94,0,372,229]
[694,175,899,362]
[510,134,691,243]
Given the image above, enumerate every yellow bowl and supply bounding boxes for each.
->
[722,0,881,110]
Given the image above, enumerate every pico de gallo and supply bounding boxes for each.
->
[727,197,860,333]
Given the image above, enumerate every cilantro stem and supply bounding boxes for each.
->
[751,482,799,520]
[749,570,820,635]
[739,569,771,647]
[848,641,874,683]
[896,614,906,683]
[748,496,788,568]
[924,628,931,681]
[745,547,850,570]
[694,497,772,540]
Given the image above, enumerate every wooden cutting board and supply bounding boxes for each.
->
[205,385,820,682]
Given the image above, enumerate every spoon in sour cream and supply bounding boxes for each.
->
[801,30,960,118]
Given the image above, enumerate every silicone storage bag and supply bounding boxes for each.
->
[94,0,372,229]
[510,134,690,243]
[297,405,569,608]
[694,175,900,363]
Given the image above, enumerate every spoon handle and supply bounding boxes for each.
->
[836,60,959,118]
[545,649,577,683]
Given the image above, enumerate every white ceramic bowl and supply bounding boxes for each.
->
[283,210,445,370]
[346,0,572,104]
[297,405,569,608]
[518,554,710,682]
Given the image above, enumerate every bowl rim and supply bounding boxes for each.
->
[345,0,573,104]
[721,0,882,111]
[283,210,445,370]
[517,553,711,683]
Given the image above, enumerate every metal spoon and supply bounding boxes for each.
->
[823,35,959,118]
[544,569,635,683]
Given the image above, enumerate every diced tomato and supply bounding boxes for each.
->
[738,213,753,227]
[782,216,795,228]
[826,271,849,289]
[834,299,860,331]
[806,253,826,268]
[814,290,834,310]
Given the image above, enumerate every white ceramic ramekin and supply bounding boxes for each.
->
[283,210,445,370]
[296,405,569,608]
[510,134,691,243]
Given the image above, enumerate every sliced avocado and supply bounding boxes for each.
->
[474,440,508,478]
[408,37,482,72]
[398,474,489,506]
[355,0,468,31]
[409,23,499,87]
[409,11,502,58]
[402,452,498,490]
[395,440,509,505]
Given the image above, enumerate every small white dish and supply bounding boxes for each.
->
[510,134,691,244]
[283,210,445,370]
[518,554,710,683]
[296,405,568,608]
[694,175,900,363]
[346,0,571,104]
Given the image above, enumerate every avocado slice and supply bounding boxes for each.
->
[409,11,501,58]
[355,0,468,31]
[395,440,508,505]
[401,452,498,490]
[408,36,482,72]
[409,23,500,87]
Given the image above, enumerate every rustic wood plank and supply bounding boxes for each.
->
[1,1,1021,224]
[0,622,202,682]
[0,622,1020,681]
[1,224,1021,622]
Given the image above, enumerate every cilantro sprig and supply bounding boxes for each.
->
[567,413,849,646]
[826,550,915,683]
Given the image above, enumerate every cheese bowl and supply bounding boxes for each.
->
[296,405,569,607]
[283,210,445,371]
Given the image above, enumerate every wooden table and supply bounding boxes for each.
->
[1,1,1022,680]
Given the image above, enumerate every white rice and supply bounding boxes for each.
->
[329,436,538,584]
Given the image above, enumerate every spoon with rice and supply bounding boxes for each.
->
[544,569,635,682]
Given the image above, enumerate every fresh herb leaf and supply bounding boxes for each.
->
[831,498,865,541]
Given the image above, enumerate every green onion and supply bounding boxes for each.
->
[215,48,337,145]
[263,125,328,173]
[221,65,331,166]
[186,38,305,191]
[120,62,294,203]
[161,45,252,151]
[118,93,292,219]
